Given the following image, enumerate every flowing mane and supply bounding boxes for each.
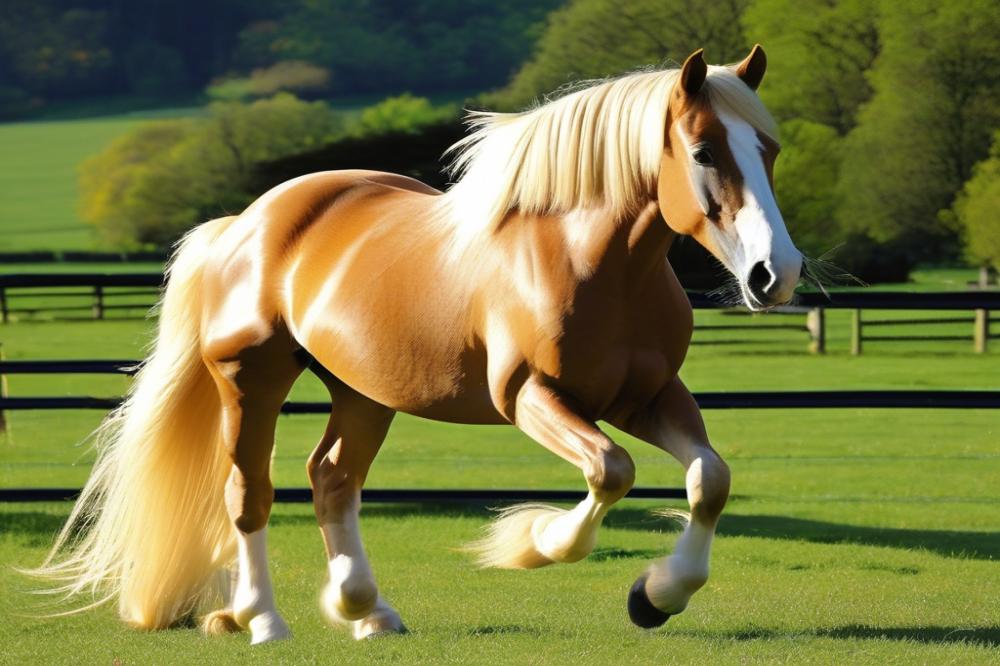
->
[439,65,780,242]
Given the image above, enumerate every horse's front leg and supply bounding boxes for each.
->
[609,376,731,628]
[469,376,636,568]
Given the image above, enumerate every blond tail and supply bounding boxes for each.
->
[26,217,237,629]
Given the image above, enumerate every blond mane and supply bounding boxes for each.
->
[439,65,779,245]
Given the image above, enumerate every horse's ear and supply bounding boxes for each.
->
[679,49,707,96]
[735,44,767,90]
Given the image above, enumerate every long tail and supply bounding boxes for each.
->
[27,217,238,629]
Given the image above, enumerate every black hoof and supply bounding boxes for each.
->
[627,575,670,629]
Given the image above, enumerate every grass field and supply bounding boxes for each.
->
[0,300,998,663]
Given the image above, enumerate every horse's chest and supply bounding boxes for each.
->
[537,288,690,416]
[542,332,676,418]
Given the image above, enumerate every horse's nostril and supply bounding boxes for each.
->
[747,261,775,303]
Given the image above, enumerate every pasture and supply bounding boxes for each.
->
[1,303,997,663]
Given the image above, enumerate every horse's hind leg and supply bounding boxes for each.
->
[306,366,404,639]
[470,377,635,568]
[200,333,305,644]
[610,377,730,628]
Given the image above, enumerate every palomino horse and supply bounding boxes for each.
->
[33,46,801,643]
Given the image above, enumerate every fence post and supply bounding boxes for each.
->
[0,286,7,324]
[807,307,826,354]
[974,309,989,353]
[974,266,990,354]
[851,309,863,355]
[0,343,7,434]
[93,285,104,320]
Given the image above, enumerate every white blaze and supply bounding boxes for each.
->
[717,109,801,304]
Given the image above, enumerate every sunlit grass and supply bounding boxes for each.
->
[0,306,998,662]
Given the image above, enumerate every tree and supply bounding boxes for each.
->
[244,0,560,97]
[80,95,345,247]
[742,0,878,134]
[771,120,844,258]
[950,131,1000,271]
[838,0,1000,262]
[491,0,750,110]
[79,120,196,247]
[0,5,115,98]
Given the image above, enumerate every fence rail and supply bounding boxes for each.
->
[3,273,999,353]
[2,275,999,503]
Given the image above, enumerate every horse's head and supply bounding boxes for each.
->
[657,45,801,310]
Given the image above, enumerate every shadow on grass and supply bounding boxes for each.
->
[714,513,999,561]
[0,512,66,546]
[273,504,998,559]
[5,505,995,561]
[598,508,999,561]
[687,625,1000,647]
[270,503,493,527]
[820,624,1000,646]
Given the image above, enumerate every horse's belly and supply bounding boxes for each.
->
[310,336,505,424]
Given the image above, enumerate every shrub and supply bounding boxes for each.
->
[949,130,1000,271]
[207,61,331,102]
[353,94,456,136]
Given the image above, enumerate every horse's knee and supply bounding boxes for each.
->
[586,444,636,499]
[688,449,730,522]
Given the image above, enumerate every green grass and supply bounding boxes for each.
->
[0,262,165,274]
[2,501,998,664]
[0,313,998,662]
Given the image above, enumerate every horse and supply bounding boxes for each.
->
[30,46,802,643]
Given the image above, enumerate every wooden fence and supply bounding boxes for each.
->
[0,273,160,323]
[2,273,998,353]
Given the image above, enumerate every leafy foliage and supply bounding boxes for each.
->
[771,120,844,259]
[0,0,556,116]
[491,0,750,110]
[949,131,1000,270]
[742,0,878,134]
[353,94,456,136]
[251,0,560,97]
[838,0,1000,263]
[207,61,332,102]
[80,95,346,247]
[0,5,114,98]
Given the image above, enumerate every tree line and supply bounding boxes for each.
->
[488,0,1000,278]
[0,0,559,116]
[58,0,1000,278]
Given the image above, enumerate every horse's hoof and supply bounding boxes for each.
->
[627,574,670,629]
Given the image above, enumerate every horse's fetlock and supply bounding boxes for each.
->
[325,575,378,621]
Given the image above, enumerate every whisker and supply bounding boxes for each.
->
[799,250,865,301]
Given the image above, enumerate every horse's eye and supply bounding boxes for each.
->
[692,146,714,167]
